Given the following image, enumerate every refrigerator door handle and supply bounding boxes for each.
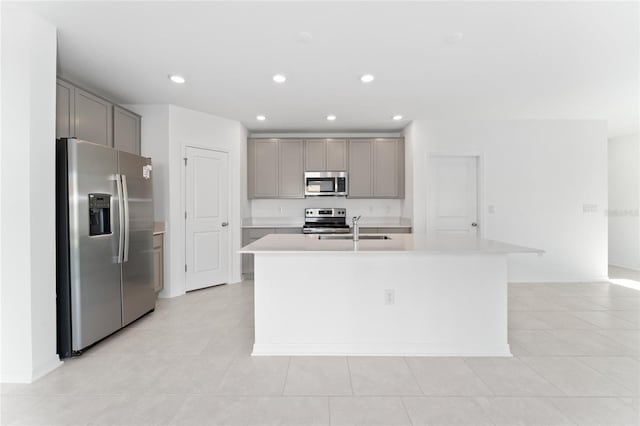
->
[122,174,130,263]
[116,174,124,264]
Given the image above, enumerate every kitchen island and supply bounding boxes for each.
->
[240,233,542,357]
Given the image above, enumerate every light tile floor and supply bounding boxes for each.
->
[2,278,639,425]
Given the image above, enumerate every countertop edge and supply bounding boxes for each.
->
[239,249,543,255]
[241,224,413,229]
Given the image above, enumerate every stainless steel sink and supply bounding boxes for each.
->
[318,235,391,240]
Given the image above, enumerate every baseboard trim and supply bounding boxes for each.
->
[609,263,640,272]
[252,342,512,357]
[509,276,610,284]
[31,356,63,383]
[1,356,62,384]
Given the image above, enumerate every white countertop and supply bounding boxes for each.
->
[153,222,166,235]
[239,233,543,254]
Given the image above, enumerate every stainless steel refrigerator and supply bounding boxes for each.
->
[56,138,155,357]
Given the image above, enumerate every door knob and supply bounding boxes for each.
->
[471,222,478,227]
[221,222,229,227]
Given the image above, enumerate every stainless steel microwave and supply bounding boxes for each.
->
[304,171,348,196]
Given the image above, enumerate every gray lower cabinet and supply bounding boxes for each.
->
[113,105,141,155]
[304,138,347,171]
[242,227,302,276]
[74,87,113,146]
[153,234,164,293]
[348,138,404,199]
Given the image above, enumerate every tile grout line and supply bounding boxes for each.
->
[281,356,292,396]
[345,357,355,396]
[569,356,638,395]
[398,394,415,426]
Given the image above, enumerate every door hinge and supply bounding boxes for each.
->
[185,264,187,273]
[184,157,187,166]
[184,211,187,219]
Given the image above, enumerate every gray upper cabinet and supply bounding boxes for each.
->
[74,87,113,146]
[248,138,305,199]
[56,78,141,153]
[304,139,325,171]
[247,137,403,199]
[56,79,75,139]
[113,105,141,155]
[248,139,279,198]
[348,139,373,198]
[326,139,347,171]
[278,139,304,198]
[304,138,347,171]
[373,138,404,198]
[348,138,404,199]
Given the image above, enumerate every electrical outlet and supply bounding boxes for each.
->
[488,205,495,214]
[384,289,395,305]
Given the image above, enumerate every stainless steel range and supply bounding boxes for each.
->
[303,208,350,234]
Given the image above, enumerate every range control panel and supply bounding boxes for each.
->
[305,208,346,218]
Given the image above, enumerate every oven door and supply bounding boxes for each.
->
[305,176,337,196]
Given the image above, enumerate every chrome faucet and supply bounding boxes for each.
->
[352,215,362,242]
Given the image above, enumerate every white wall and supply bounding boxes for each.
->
[0,5,61,383]
[404,120,608,282]
[126,104,245,297]
[608,133,640,270]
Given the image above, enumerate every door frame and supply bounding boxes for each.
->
[182,144,232,289]
[426,153,485,238]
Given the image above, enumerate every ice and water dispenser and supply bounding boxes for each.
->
[88,193,111,236]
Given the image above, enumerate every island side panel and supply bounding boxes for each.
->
[252,252,510,356]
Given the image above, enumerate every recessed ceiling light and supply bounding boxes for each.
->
[256,115,266,121]
[169,74,186,84]
[273,74,287,83]
[360,74,375,83]
[326,115,337,121]
[392,115,404,121]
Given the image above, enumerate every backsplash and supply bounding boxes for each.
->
[249,199,404,221]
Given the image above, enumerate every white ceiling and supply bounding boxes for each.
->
[20,1,639,136]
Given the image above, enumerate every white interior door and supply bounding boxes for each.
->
[185,147,229,291]
[428,156,479,235]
